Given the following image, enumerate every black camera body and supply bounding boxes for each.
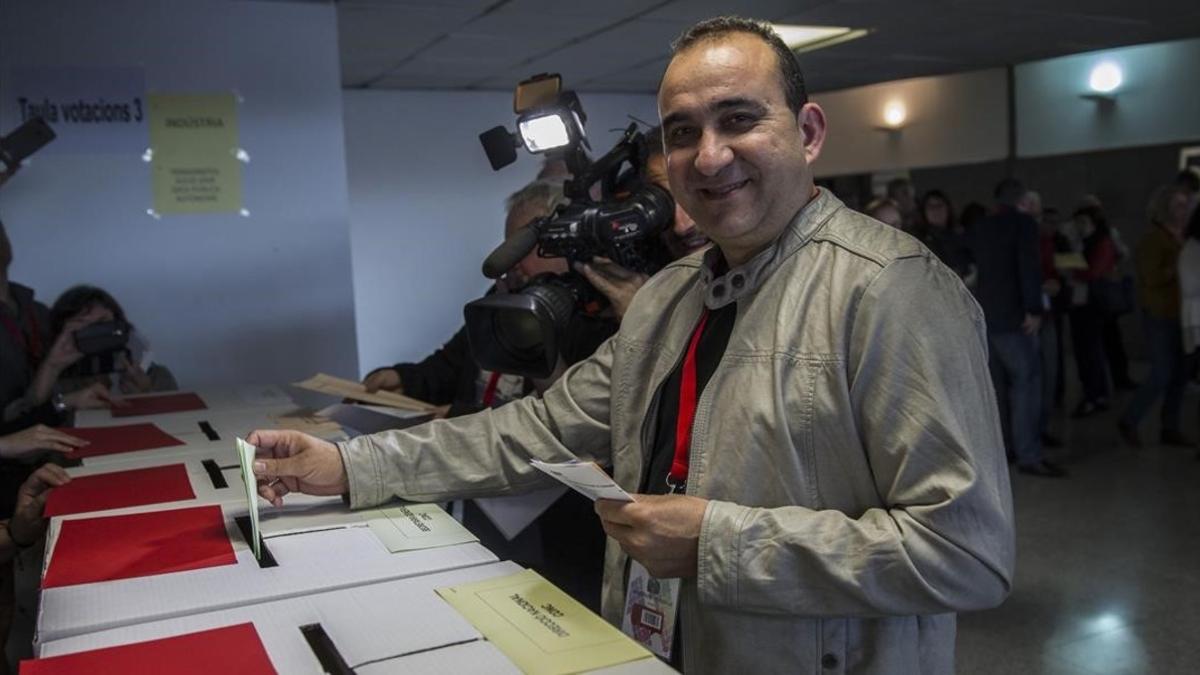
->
[68,320,131,377]
[466,75,674,379]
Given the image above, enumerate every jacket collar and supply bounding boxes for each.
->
[698,188,842,309]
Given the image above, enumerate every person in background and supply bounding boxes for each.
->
[960,201,987,235]
[1118,184,1193,448]
[49,285,177,396]
[970,178,1062,477]
[862,196,903,229]
[885,176,918,231]
[1178,202,1200,459]
[915,189,973,281]
[1,222,116,430]
[1037,206,1071,445]
[1066,206,1117,418]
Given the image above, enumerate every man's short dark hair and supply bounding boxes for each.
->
[994,177,1027,206]
[670,16,808,114]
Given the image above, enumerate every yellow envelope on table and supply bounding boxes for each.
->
[436,569,653,675]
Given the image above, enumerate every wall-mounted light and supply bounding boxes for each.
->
[881,100,907,129]
[1088,61,1122,94]
[1081,60,1122,104]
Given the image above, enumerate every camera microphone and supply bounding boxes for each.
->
[482,225,540,279]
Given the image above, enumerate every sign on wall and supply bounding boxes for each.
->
[147,93,243,215]
[1,66,147,154]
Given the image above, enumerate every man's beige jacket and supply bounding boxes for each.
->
[339,190,1015,674]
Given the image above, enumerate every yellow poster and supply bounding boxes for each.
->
[436,569,653,674]
[148,93,241,214]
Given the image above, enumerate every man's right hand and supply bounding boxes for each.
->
[248,429,349,507]
[362,368,402,394]
[0,425,88,459]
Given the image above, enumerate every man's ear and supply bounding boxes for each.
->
[797,102,827,165]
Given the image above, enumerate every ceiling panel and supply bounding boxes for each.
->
[338,0,1200,93]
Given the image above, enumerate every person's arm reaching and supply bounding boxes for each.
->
[254,336,618,509]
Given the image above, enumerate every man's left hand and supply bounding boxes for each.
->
[595,493,708,579]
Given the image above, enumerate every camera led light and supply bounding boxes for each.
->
[519,114,571,153]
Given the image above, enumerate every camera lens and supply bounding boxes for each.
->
[493,310,544,355]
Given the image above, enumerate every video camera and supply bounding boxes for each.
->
[465,74,674,379]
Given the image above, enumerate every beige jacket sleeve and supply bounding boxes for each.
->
[698,256,1015,617]
[337,337,617,509]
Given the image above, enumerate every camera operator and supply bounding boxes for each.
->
[361,178,614,609]
[49,285,178,396]
[573,125,710,318]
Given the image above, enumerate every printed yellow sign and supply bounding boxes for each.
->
[148,93,241,214]
[436,569,652,674]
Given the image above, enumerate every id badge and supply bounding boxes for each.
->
[621,559,680,660]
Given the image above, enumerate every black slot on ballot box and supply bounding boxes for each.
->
[198,421,220,441]
[233,515,278,569]
[201,459,228,489]
[299,623,354,675]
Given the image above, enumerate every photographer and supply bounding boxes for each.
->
[1,220,119,431]
[49,285,178,396]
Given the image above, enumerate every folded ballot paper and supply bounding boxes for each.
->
[530,459,635,502]
[235,437,263,560]
[437,568,653,675]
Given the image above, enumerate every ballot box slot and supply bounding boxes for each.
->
[198,421,220,441]
[201,459,229,489]
[350,637,484,669]
[300,623,354,675]
[234,515,278,568]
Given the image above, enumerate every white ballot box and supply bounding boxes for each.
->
[34,561,676,674]
[36,501,496,644]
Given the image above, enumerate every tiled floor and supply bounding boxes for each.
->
[956,375,1200,675]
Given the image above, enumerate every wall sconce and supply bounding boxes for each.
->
[1081,61,1122,102]
[875,100,907,132]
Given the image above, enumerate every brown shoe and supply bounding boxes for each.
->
[1161,430,1196,448]
[1117,421,1142,448]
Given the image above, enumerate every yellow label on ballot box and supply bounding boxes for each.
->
[436,569,653,674]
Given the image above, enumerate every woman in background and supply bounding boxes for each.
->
[49,286,177,395]
[1067,206,1117,418]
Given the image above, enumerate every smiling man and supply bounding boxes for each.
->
[250,16,1014,674]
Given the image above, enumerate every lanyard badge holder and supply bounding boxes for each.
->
[621,309,708,660]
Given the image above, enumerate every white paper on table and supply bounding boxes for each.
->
[363,503,478,553]
[472,486,568,541]
[530,459,635,502]
[235,438,261,559]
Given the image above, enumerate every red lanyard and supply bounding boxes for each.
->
[668,309,709,491]
[481,370,503,407]
[0,304,43,366]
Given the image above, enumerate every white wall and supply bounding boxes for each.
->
[343,89,657,374]
[0,0,358,386]
[1015,37,1200,158]
[812,69,1009,178]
